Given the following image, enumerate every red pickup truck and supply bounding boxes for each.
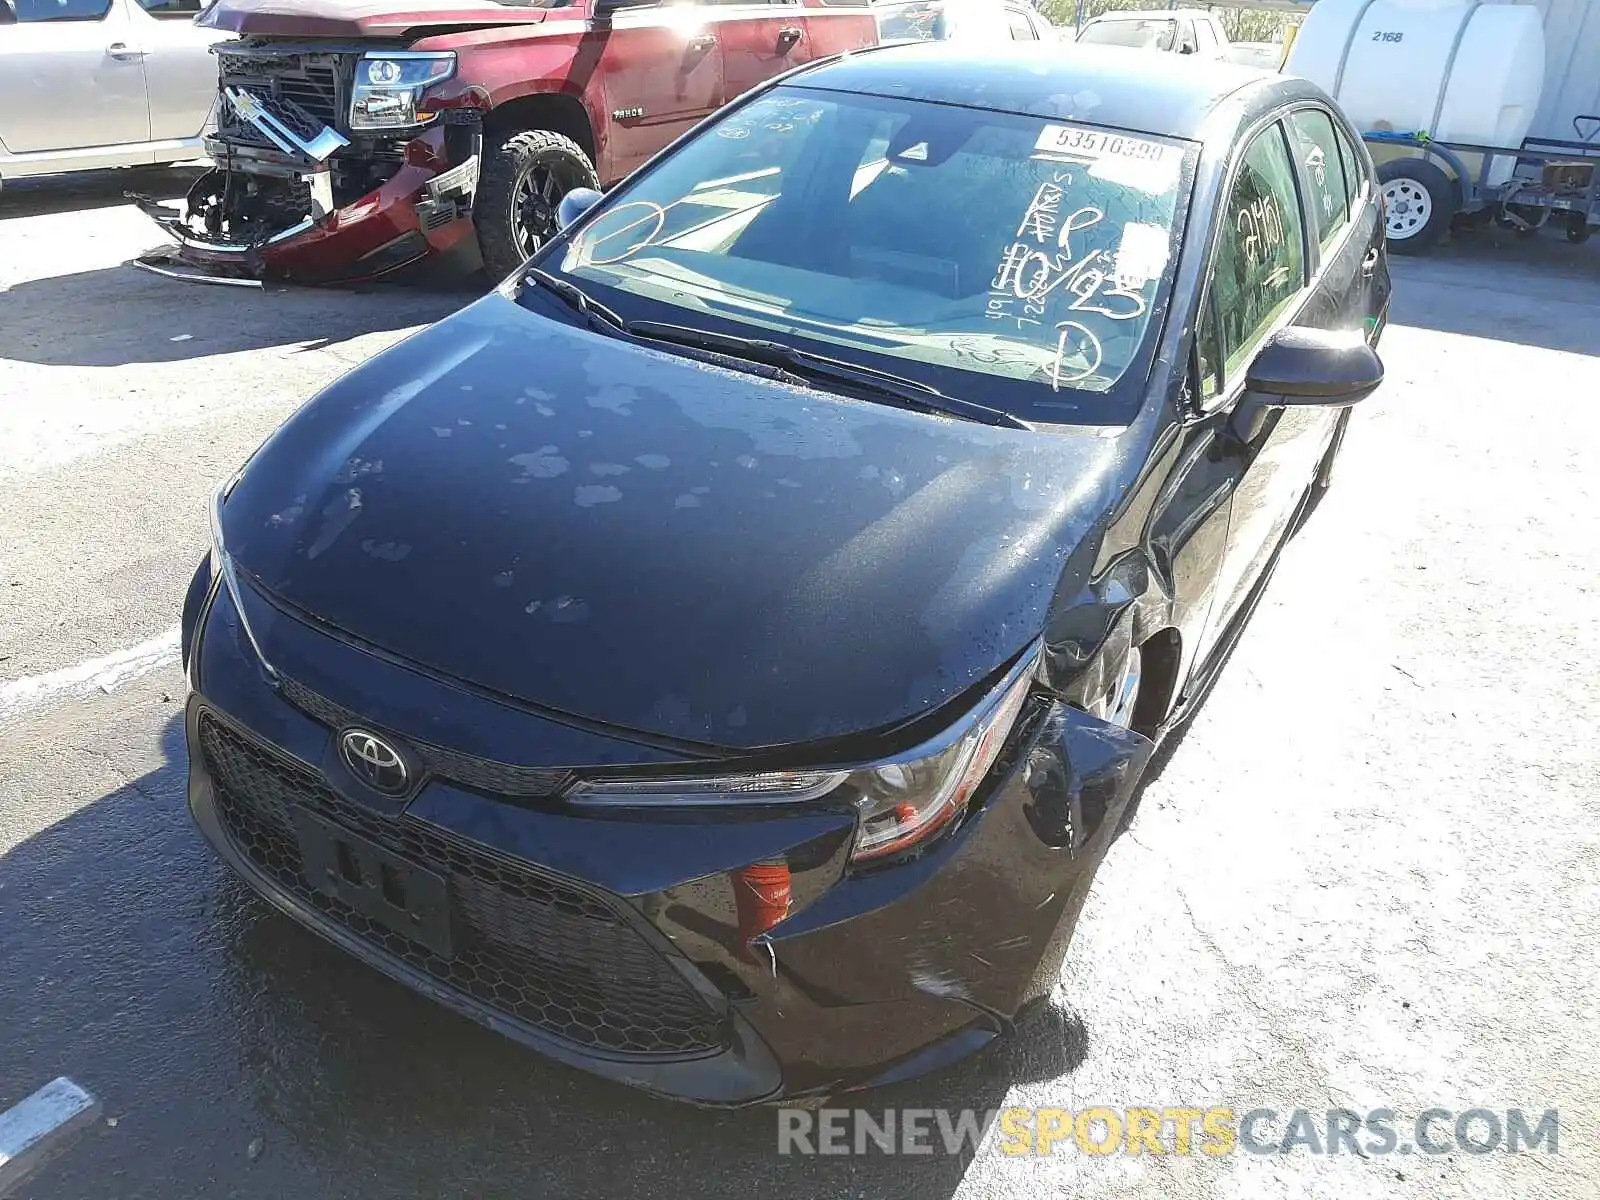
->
[139,0,879,283]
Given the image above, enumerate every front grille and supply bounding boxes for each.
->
[215,47,352,144]
[274,66,342,128]
[198,712,729,1057]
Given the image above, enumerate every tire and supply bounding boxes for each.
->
[1102,644,1146,840]
[1377,158,1456,256]
[475,127,599,280]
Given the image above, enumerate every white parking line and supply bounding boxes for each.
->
[0,626,181,722]
[0,1077,101,1196]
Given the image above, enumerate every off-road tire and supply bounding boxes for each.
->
[475,128,599,280]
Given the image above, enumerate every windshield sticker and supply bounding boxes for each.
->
[1036,123,1182,195]
[1114,222,1171,288]
[1034,123,1177,166]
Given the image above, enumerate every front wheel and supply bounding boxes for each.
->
[1377,158,1456,256]
[475,128,600,280]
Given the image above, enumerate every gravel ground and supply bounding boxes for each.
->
[1,173,1596,1200]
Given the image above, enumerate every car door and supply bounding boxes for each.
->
[0,0,149,157]
[1329,112,1392,337]
[129,0,221,145]
[714,0,810,103]
[597,0,725,184]
[1191,115,1335,660]
[799,0,876,58]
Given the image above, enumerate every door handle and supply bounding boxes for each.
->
[777,25,803,49]
[687,33,716,52]
[1361,246,1380,277]
[107,42,148,60]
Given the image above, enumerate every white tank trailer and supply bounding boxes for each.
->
[1287,0,1600,252]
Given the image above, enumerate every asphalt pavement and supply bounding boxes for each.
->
[1,172,1596,1200]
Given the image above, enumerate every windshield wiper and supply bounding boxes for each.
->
[624,321,1031,430]
[523,268,624,334]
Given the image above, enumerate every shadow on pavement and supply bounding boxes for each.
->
[1388,225,1600,357]
[0,260,473,369]
[0,166,208,222]
[1,712,1092,1200]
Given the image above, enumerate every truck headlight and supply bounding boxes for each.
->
[349,52,455,131]
[565,645,1039,867]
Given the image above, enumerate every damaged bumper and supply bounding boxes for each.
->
[136,100,480,286]
[186,576,1154,1103]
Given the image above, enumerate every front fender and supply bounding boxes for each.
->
[756,700,1156,1018]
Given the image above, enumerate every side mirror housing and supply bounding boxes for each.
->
[1245,327,1384,407]
[557,187,604,231]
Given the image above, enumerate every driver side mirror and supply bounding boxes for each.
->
[557,187,604,231]
[1245,327,1384,406]
[1227,327,1382,442]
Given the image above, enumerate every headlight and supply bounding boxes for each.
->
[210,481,277,680]
[565,646,1039,866]
[349,53,455,131]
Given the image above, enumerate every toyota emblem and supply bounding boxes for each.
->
[340,729,410,795]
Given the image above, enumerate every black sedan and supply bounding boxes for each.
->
[181,42,1390,1104]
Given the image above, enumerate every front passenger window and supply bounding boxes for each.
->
[1007,9,1037,39]
[1210,123,1306,381]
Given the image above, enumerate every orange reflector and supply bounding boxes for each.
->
[732,862,792,960]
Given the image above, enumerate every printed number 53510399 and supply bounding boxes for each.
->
[1034,124,1173,165]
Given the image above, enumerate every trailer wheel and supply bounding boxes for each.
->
[1378,159,1455,255]
[475,128,600,281]
[1565,213,1592,244]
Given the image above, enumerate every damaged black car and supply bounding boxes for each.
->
[181,43,1389,1103]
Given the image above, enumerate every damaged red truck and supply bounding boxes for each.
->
[138,0,879,284]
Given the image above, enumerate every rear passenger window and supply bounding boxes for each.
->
[1007,9,1038,39]
[1288,108,1348,250]
[1210,123,1306,381]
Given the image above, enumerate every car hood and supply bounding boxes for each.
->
[222,293,1129,752]
[198,0,549,38]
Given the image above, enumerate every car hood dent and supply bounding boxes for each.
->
[199,0,549,38]
[223,293,1127,751]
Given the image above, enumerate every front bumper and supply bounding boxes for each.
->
[185,572,1154,1104]
[136,128,479,286]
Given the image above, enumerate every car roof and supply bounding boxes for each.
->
[790,42,1305,144]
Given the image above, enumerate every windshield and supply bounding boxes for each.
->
[1078,18,1177,49]
[529,87,1195,423]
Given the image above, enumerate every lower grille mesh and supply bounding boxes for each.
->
[198,712,728,1057]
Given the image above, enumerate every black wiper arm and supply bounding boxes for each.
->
[625,321,1030,430]
[523,268,624,334]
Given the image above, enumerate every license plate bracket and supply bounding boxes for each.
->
[292,809,454,960]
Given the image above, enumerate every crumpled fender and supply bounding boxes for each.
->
[752,699,1155,1018]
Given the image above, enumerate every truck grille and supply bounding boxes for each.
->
[215,47,353,142]
[197,711,730,1058]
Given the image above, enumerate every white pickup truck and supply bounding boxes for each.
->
[1075,7,1284,70]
